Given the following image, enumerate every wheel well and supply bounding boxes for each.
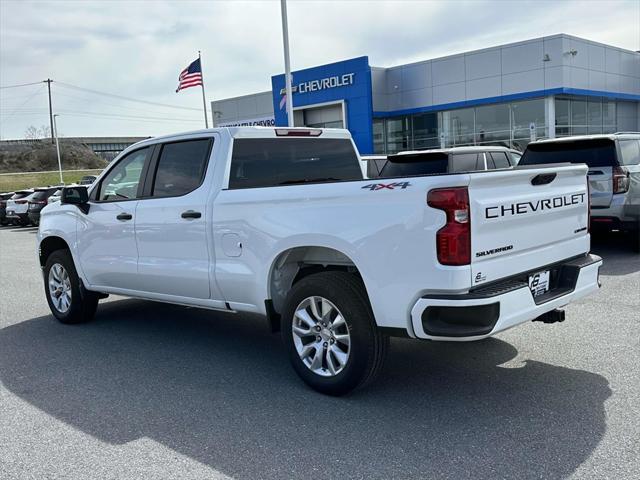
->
[268,246,363,319]
[39,236,70,267]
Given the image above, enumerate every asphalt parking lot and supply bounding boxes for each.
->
[0,226,638,480]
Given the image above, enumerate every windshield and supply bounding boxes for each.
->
[520,139,618,167]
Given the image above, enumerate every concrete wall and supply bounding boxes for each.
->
[211,91,274,126]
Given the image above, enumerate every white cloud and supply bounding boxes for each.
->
[1,0,638,139]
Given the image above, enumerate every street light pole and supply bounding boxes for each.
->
[53,114,63,184]
[280,0,294,127]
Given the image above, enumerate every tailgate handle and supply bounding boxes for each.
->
[531,173,557,186]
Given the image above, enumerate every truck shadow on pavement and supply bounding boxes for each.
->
[0,299,610,479]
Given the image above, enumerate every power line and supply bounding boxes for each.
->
[0,81,45,90]
[52,90,202,118]
[1,108,203,123]
[1,84,46,122]
[56,81,202,112]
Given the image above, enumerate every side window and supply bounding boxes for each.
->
[152,139,211,197]
[619,140,640,166]
[98,147,149,201]
[451,153,480,172]
[490,152,511,169]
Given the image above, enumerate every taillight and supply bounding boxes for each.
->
[15,200,27,205]
[427,187,471,266]
[613,166,630,194]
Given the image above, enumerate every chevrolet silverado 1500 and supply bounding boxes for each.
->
[37,127,602,395]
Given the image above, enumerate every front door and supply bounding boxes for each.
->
[77,147,150,290]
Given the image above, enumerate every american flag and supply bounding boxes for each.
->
[176,58,203,92]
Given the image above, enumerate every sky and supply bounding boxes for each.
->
[1,0,639,140]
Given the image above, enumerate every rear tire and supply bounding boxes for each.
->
[281,271,388,396]
[44,249,99,324]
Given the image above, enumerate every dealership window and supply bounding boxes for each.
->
[386,116,411,153]
[603,101,616,133]
[570,99,588,135]
[475,103,510,147]
[373,119,386,154]
[588,100,603,134]
[555,98,570,136]
[445,108,474,147]
[412,112,439,150]
[511,99,545,150]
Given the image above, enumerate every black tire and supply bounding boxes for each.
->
[43,249,99,324]
[281,271,388,396]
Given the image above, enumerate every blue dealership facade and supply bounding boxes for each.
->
[212,34,640,154]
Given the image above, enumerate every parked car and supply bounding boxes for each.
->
[47,188,63,205]
[364,146,520,178]
[1,192,15,225]
[37,127,601,395]
[5,190,34,226]
[79,175,97,185]
[27,187,60,226]
[520,133,640,250]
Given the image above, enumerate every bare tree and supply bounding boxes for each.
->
[23,125,52,140]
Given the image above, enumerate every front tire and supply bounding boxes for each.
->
[281,271,388,396]
[44,249,98,324]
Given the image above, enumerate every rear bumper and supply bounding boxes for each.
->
[6,212,29,221]
[410,254,602,341]
[592,198,640,231]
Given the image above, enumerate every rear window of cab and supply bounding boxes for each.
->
[229,138,362,189]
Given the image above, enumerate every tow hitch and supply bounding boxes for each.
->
[533,309,565,324]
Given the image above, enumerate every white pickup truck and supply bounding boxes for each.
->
[37,127,602,395]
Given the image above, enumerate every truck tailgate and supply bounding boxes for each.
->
[469,164,590,286]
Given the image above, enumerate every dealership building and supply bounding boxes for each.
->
[212,34,640,154]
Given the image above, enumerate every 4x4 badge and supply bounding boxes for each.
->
[361,182,411,191]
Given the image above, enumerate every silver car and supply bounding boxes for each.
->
[521,133,640,250]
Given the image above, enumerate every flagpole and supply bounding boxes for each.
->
[280,0,294,127]
[198,50,209,128]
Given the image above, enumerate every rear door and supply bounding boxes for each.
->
[133,136,223,302]
[521,139,618,208]
[468,164,590,286]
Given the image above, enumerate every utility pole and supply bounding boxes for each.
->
[45,79,55,144]
[53,114,63,184]
[280,0,294,127]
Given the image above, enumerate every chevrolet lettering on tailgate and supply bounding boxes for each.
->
[485,193,586,219]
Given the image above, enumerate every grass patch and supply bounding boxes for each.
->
[0,169,103,192]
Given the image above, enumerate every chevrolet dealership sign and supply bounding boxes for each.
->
[280,73,355,95]
[298,73,355,93]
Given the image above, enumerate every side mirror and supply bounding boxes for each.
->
[61,186,89,213]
